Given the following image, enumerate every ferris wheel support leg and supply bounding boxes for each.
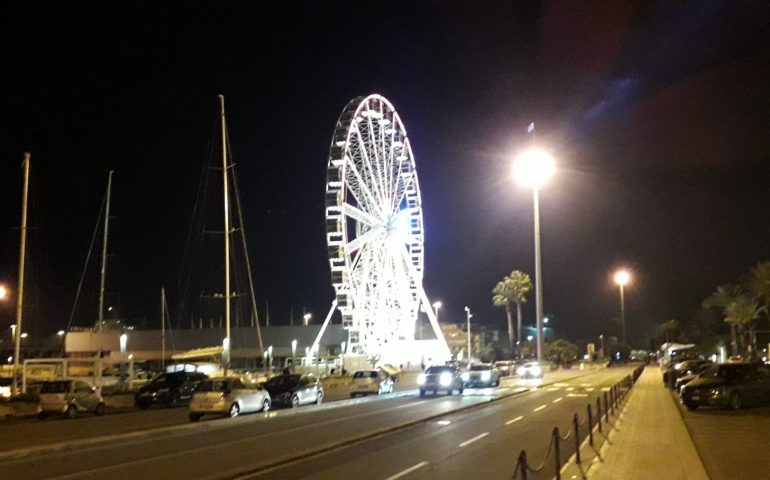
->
[311,300,338,356]
[418,285,452,359]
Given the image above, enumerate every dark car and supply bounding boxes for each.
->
[674,362,714,392]
[418,365,464,397]
[263,373,323,408]
[462,363,501,388]
[664,359,711,389]
[680,363,770,410]
[135,371,208,409]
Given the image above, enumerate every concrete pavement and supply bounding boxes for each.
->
[562,366,709,480]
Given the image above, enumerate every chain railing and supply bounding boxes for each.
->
[512,366,644,480]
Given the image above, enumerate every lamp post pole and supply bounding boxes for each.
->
[613,270,631,345]
[532,187,545,363]
[464,306,472,364]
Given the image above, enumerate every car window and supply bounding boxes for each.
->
[426,366,451,374]
[354,371,378,378]
[470,365,490,371]
[265,375,299,387]
[41,381,70,394]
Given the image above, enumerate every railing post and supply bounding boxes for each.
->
[587,404,594,447]
[596,397,603,433]
[553,427,561,480]
[604,391,610,421]
[573,413,581,464]
[517,450,528,480]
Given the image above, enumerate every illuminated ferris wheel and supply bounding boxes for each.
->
[321,94,449,362]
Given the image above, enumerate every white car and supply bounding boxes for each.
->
[516,362,544,379]
[350,370,394,397]
[189,376,271,421]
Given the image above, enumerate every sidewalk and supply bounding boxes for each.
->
[563,366,709,479]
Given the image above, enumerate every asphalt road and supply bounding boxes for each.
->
[0,367,633,480]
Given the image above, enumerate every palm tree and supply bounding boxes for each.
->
[749,261,770,355]
[661,319,680,343]
[725,294,765,360]
[703,285,742,357]
[492,271,532,353]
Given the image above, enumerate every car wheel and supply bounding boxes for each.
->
[94,403,106,416]
[315,392,323,405]
[37,412,47,420]
[291,395,300,408]
[419,389,426,398]
[189,413,203,422]
[729,392,742,410]
[228,403,240,418]
[136,399,149,410]
[65,404,77,420]
[350,393,357,398]
[262,398,271,412]
[684,402,699,411]
[459,386,464,394]
[495,379,500,387]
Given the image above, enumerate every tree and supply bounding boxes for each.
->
[703,285,742,357]
[749,261,770,355]
[661,319,681,343]
[492,271,532,353]
[724,294,765,360]
[546,339,579,366]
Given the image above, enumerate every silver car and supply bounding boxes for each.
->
[38,380,105,419]
[188,376,271,421]
[350,370,394,397]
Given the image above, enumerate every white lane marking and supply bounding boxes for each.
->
[585,387,595,392]
[385,461,429,480]
[533,404,547,412]
[565,387,575,391]
[505,415,524,425]
[459,432,490,447]
[394,400,427,409]
[436,420,451,426]
[552,397,563,403]
[601,387,611,391]
[567,393,589,398]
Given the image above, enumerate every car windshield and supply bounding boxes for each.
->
[470,365,490,371]
[700,365,748,379]
[426,366,451,374]
[41,381,71,393]
[354,371,378,378]
[196,380,232,392]
[265,374,299,387]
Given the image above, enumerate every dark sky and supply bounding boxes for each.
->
[2,1,770,346]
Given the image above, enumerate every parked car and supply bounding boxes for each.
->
[674,362,714,392]
[664,359,711,389]
[350,370,394,397]
[462,363,501,388]
[418,365,464,396]
[38,380,105,419]
[263,373,324,407]
[188,376,271,421]
[680,362,770,410]
[516,362,544,379]
[135,371,208,409]
[494,360,514,377]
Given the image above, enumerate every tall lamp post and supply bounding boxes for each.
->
[513,147,555,364]
[613,269,631,344]
[464,306,472,364]
[303,313,312,326]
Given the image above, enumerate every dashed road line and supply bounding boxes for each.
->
[552,397,563,403]
[533,404,547,412]
[505,415,524,425]
[459,432,489,447]
[385,461,429,480]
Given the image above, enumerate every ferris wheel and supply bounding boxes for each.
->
[318,94,450,362]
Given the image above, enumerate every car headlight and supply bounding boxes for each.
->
[461,372,470,382]
[674,362,684,370]
[417,373,426,385]
[439,372,452,386]
[709,387,726,398]
[516,367,525,376]
[532,366,542,375]
[481,371,491,381]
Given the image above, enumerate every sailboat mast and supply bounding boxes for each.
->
[220,95,231,375]
[161,287,167,370]
[97,171,113,332]
[12,152,30,394]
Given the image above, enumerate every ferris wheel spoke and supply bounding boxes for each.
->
[342,202,385,228]
[391,174,416,217]
[352,123,387,207]
[345,155,380,213]
[345,226,382,255]
[365,110,389,210]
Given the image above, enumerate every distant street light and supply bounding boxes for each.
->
[513,146,555,364]
[303,313,312,326]
[527,335,534,342]
[613,269,632,344]
[291,339,297,360]
[0,285,8,300]
[119,333,128,355]
[20,332,28,339]
[464,306,473,363]
[57,330,65,336]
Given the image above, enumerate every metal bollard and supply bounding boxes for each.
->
[604,391,610,421]
[587,404,594,447]
[553,427,562,480]
[573,413,581,464]
[596,397,603,433]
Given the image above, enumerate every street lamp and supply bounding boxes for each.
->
[0,284,8,300]
[291,339,297,361]
[513,147,555,364]
[268,345,273,370]
[613,269,631,344]
[119,333,128,356]
[464,306,472,364]
[303,313,312,326]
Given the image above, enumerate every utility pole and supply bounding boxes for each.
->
[12,153,30,395]
[464,306,472,364]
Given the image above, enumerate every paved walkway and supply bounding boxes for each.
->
[564,366,709,479]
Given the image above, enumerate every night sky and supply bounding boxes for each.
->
[2,2,770,347]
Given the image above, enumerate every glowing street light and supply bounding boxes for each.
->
[464,306,473,363]
[57,330,65,336]
[291,339,297,359]
[0,285,8,300]
[513,146,555,364]
[303,313,312,326]
[119,333,128,355]
[613,269,632,344]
